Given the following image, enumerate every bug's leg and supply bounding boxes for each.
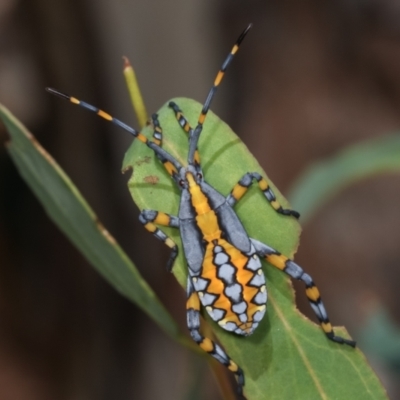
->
[250,238,356,347]
[168,101,193,135]
[186,277,246,398]
[151,113,163,146]
[148,113,181,179]
[139,210,179,272]
[226,172,300,219]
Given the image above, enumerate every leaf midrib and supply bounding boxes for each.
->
[269,295,328,400]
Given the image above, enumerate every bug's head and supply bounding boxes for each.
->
[174,164,204,191]
[144,138,205,191]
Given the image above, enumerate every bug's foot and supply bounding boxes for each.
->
[279,208,301,219]
[166,248,178,272]
[236,368,246,399]
[290,210,300,219]
[328,333,356,348]
[168,101,180,112]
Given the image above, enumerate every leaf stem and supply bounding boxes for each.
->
[123,56,148,128]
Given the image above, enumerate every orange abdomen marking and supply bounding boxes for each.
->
[197,238,266,335]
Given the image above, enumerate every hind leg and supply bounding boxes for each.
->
[250,238,356,347]
[186,277,246,397]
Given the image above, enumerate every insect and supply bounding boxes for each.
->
[47,23,355,398]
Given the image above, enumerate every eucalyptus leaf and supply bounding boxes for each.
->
[288,134,400,224]
[0,104,186,345]
[123,98,387,400]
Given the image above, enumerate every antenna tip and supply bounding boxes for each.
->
[237,23,253,45]
[45,87,71,100]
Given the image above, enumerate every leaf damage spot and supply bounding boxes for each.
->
[94,217,117,245]
[135,155,152,166]
[143,175,159,185]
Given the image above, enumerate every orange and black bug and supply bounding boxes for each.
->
[46,23,355,398]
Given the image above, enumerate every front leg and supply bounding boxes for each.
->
[226,172,300,218]
[150,114,180,179]
[168,101,201,168]
[139,210,179,271]
[250,238,356,347]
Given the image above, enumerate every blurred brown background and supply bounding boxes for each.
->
[1,0,400,399]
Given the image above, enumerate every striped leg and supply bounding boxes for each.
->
[151,113,163,146]
[250,238,356,347]
[150,113,181,179]
[139,210,179,272]
[168,101,193,134]
[186,277,246,398]
[226,172,300,219]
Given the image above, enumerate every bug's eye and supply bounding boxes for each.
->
[179,179,185,187]
[197,173,203,180]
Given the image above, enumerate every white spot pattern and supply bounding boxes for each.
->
[223,322,237,332]
[239,313,248,323]
[210,308,225,321]
[193,277,209,291]
[232,301,247,314]
[214,252,229,265]
[246,256,261,271]
[224,283,242,302]
[253,309,265,322]
[249,272,265,287]
[217,263,236,283]
[253,290,267,305]
[201,293,217,306]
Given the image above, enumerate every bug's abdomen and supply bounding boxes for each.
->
[192,239,267,335]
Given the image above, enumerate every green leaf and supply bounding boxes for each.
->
[0,103,188,346]
[288,134,400,224]
[123,98,387,400]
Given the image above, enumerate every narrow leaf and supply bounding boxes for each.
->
[0,104,187,345]
[288,134,400,224]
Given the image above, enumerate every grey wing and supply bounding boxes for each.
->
[180,218,205,275]
[215,202,251,254]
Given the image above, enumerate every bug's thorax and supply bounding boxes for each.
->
[185,171,222,243]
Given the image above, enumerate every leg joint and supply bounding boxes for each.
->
[139,209,158,223]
